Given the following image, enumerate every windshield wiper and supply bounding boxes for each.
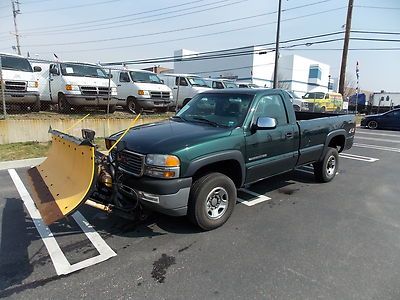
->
[192,117,226,127]
[171,115,187,122]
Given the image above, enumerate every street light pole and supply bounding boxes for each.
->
[273,0,282,89]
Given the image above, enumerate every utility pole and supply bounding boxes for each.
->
[273,0,282,89]
[11,0,21,55]
[338,0,354,96]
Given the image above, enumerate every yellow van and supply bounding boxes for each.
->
[302,92,343,112]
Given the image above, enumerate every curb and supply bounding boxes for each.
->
[0,157,46,171]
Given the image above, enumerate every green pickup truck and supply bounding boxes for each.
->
[105,89,356,230]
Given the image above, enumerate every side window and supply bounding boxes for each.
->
[119,72,130,83]
[49,64,59,75]
[213,81,224,89]
[175,77,188,86]
[253,94,288,126]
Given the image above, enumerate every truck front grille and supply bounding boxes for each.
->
[80,86,111,96]
[1,81,27,92]
[150,91,170,100]
[117,150,144,176]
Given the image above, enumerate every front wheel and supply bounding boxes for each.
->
[188,172,236,230]
[58,94,71,113]
[313,148,339,183]
[127,97,141,114]
[367,120,378,129]
[32,96,41,112]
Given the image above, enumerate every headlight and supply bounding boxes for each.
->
[111,87,117,94]
[138,90,150,96]
[65,84,79,91]
[28,81,39,88]
[144,154,180,179]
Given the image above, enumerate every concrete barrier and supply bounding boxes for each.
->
[0,116,167,144]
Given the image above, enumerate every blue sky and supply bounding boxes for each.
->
[0,0,399,91]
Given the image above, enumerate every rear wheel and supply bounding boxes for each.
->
[127,97,141,114]
[58,94,71,113]
[188,172,236,230]
[320,106,326,113]
[367,120,378,129]
[313,148,339,183]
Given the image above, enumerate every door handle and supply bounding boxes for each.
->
[117,84,121,86]
[173,87,178,89]
[285,132,294,138]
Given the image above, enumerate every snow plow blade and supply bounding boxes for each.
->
[27,129,96,225]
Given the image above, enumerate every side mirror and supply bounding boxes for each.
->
[107,73,113,79]
[254,117,277,130]
[160,79,164,84]
[33,66,42,72]
[302,95,305,99]
[50,68,59,76]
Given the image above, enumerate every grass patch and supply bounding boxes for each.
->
[0,137,108,162]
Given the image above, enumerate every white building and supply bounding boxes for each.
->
[173,49,332,94]
[277,55,331,94]
[173,47,275,87]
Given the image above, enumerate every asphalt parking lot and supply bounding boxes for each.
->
[1,128,400,299]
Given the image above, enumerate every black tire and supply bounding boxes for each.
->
[107,105,116,113]
[367,120,378,129]
[127,97,141,114]
[320,106,326,113]
[188,172,236,230]
[41,101,51,111]
[31,96,41,112]
[58,94,71,113]
[313,148,339,183]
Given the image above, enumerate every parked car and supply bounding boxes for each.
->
[0,52,41,111]
[159,73,211,108]
[284,90,309,111]
[203,78,238,89]
[111,68,173,114]
[302,92,343,113]
[102,89,355,230]
[237,82,263,88]
[34,61,118,113]
[361,108,400,130]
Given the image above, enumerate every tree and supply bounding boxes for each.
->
[343,72,356,100]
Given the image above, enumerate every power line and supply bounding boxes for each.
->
[281,47,400,51]
[6,0,241,36]
[19,6,346,49]
[2,0,241,35]
[354,5,400,10]
[19,0,121,14]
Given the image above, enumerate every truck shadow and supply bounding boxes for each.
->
[0,198,37,293]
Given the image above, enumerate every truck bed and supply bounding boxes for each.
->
[294,111,356,166]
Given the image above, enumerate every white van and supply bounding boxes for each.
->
[159,73,211,108]
[0,53,41,111]
[111,68,173,113]
[203,78,238,89]
[34,61,118,113]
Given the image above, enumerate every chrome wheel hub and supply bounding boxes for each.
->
[205,187,228,220]
[326,156,336,177]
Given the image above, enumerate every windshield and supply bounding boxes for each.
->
[187,77,209,87]
[129,71,162,84]
[0,55,33,72]
[224,81,238,88]
[60,63,108,78]
[176,93,254,128]
[303,92,325,99]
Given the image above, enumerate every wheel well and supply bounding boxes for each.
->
[192,160,242,188]
[58,92,64,99]
[328,135,345,152]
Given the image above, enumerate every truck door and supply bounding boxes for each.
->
[49,63,61,102]
[174,76,189,106]
[245,93,298,183]
[118,71,131,101]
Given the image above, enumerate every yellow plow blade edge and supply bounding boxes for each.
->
[27,129,96,225]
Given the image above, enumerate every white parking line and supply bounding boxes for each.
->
[237,188,271,206]
[339,153,379,162]
[353,143,400,153]
[356,131,400,138]
[8,169,116,276]
[355,136,400,143]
